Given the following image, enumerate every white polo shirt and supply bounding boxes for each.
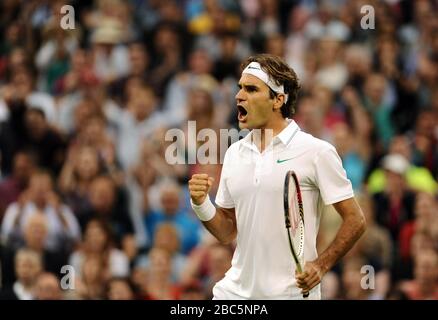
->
[213,120,354,300]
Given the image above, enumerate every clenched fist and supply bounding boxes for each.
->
[189,174,215,205]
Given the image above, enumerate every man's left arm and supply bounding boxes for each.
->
[296,197,366,294]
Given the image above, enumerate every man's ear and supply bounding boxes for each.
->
[273,94,285,111]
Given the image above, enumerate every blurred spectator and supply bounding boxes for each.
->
[1,170,81,252]
[399,249,438,300]
[145,181,201,255]
[362,73,395,149]
[142,247,181,300]
[0,67,57,125]
[58,145,102,218]
[180,240,233,299]
[314,38,348,93]
[398,192,438,279]
[332,123,366,191]
[0,249,42,300]
[105,277,136,300]
[212,32,241,82]
[73,255,107,300]
[367,135,438,195]
[109,42,150,105]
[35,1,80,93]
[0,73,66,175]
[0,151,35,221]
[90,18,130,85]
[161,48,216,127]
[108,85,164,170]
[355,194,393,271]
[80,176,134,245]
[69,219,130,279]
[411,109,438,178]
[321,271,341,300]
[372,154,415,242]
[1,212,68,287]
[136,223,186,282]
[33,272,63,300]
[180,279,207,300]
[148,22,185,98]
[340,257,374,300]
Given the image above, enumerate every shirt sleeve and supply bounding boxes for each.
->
[214,147,235,209]
[0,204,19,244]
[314,145,354,205]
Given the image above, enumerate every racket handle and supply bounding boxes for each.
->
[303,292,309,298]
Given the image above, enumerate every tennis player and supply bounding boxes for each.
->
[189,54,366,300]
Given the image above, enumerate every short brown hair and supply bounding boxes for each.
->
[241,54,300,118]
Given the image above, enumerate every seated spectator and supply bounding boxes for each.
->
[142,247,181,300]
[1,170,81,252]
[332,123,366,191]
[58,145,102,219]
[372,154,416,241]
[107,84,165,170]
[69,219,130,279]
[180,280,207,300]
[105,277,136,300]
[1,213,68,287]
[145,182,201,254]
[180,239,233,299]
[0,249,43,300]
[398,193,438,275]
[73,256,107,300]
[321,271,341,300]
[135,223,187,282]
[399,249,438,300]
[33,272,64,300]
[0,75,66,175]
[367,135,437,194]
[79,176,134,245]
[0,150,35,221]
[340,257,376,300]
[355,194,393,271]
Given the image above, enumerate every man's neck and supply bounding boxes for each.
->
[252,118,289,153]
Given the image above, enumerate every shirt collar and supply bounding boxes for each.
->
[274,119,300,147]
[240,119,300,151]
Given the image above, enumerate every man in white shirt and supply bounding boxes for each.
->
[189,54,366,299]
[1,171,81,252]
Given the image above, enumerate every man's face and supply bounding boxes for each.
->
[29,174,53,204]
[235,74,275,130]
[16,254,41,284]
[13,153,34,183]
[35,275,62,300]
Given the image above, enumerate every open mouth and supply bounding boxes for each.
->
[237,105,248,122]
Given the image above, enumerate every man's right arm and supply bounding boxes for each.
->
[202,206,236,245]
[189,174,237,245]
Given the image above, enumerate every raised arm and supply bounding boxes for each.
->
[189,174,237,245]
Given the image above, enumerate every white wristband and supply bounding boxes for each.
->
[191,195,216,221]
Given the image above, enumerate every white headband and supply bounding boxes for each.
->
[242,62,289,103]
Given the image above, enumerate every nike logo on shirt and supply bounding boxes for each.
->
[277,158,293,164]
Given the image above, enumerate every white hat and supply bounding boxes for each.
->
[382,154,410,175]
[91,19,124,44]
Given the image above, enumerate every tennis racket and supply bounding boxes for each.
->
[283,170,309,298]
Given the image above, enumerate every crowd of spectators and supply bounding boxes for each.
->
[0,0,437,300]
